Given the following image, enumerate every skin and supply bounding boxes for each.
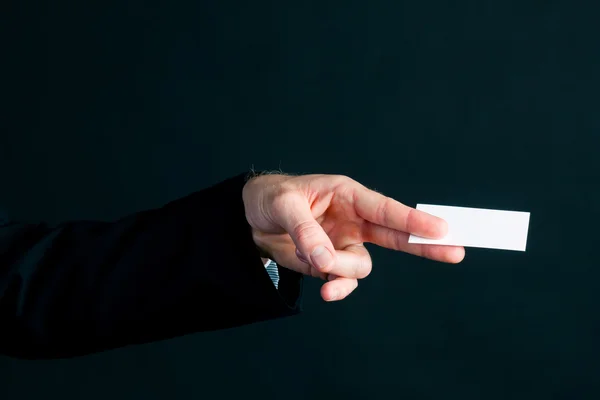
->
[242,173,465,302]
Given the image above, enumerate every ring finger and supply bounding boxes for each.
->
[364,221,465,263]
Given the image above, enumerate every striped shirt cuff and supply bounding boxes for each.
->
[264,259,280,289]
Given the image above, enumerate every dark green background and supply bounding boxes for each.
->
[2,1,599,398]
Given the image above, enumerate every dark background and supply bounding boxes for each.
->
[2,1,600,398]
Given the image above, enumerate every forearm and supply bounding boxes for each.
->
[0,173,302,359]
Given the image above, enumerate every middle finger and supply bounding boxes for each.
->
[364,221,465,263]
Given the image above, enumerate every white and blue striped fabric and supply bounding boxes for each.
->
[264,259,280,289]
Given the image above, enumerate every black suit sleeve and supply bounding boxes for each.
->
[0,172,304,359]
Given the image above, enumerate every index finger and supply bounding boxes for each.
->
[353,185,448,239]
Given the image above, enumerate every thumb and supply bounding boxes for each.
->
[275,193,336,273]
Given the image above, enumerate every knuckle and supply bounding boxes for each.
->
[392,231,407,251]
[270,189,301,220]
[375,197,391,225]
[336,174,352,183]
[405,208,416,233]
[270,186,294,209]
[330,174,355,188]
[292,220,320,242]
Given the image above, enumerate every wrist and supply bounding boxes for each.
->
[252,227,274,260]
[242,171,291,229]
[242,169,294,261]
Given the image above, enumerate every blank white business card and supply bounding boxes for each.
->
[408,204,530,251]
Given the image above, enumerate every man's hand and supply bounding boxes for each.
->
[242,173,465,302]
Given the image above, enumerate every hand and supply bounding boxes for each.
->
[242,173,465,302]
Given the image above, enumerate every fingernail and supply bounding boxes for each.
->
[311,246,333,271]
[330,290,340,301]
